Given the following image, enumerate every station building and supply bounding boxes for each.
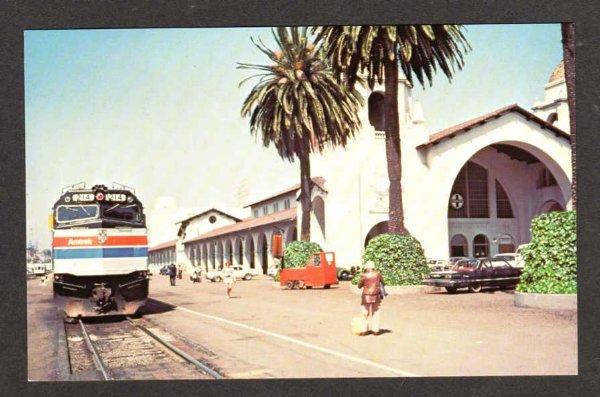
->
[149,61,572,273]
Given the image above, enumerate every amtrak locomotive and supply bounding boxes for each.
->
[51,184,149,320]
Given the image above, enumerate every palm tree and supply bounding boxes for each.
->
[561,23,576,210]
[315,25,469,234]
[239,27,364,241]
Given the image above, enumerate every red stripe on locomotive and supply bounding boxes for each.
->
[52,235,148,248]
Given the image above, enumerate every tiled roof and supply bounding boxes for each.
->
[243,177,327,208]
[148,239,177,252]
[183,207,296,244]
[416,104,570,150]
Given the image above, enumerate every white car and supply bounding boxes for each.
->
[427,258,449,271]
[205,265,254,282]
[493,253,517,267]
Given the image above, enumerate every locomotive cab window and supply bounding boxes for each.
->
[102,203,142,223]
[56,204,99,223]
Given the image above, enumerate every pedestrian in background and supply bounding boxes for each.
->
[357,260,385,335]
[177,264,183,279]
[169,263,177,286]
[222,261,236,298]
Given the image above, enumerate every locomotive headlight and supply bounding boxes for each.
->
[64,196,71,203]
[95,192,105,201]
[127,196,133,203]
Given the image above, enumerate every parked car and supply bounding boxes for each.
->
[267,266,279,277]
[493,253,517,267]
[514,244,529,268]
[206,265,254,282]
[427,259,449,271]
[422,257,522,293]
[336,266,357,281]
[159,266,170,275]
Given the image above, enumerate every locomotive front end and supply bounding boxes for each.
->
[51,184,149,319]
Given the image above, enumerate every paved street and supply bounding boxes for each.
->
[140,273,577,377]
[27,273,577,379]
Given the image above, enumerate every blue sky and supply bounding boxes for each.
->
[25,24,563,247]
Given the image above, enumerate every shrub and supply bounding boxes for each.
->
[282,241,322,269]
[352,233,429,286]
[517,210,577,294]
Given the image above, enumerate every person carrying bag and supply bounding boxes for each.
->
[355,261,385,336]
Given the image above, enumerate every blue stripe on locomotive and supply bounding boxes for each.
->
[54,247,148,259]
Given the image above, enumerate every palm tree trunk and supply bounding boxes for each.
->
[383,58,407,234]
[561,23,576,211]
[298,147,312,241]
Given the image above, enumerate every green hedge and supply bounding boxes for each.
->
[275,241,322,281]
[517,210,577,294]
[352,233,429,286]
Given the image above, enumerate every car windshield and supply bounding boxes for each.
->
[491,259,511,268]
[452,259,478,269]
[56,204,99,222]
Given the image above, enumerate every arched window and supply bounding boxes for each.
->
[368,92,385,131]
[450,234,468,257]
[547,112,558,125]
[449,161,489,218]
[473,234,489,258]
[495,180,514,218]
[312,196,325,238]
[537,168,557,188]
[497,234,515,254]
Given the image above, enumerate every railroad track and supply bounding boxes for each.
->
[64,317,222,380]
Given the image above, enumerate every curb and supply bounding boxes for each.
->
[514,291,577,310]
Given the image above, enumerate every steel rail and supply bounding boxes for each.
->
[78,319,112,380]
[126,317,222,379]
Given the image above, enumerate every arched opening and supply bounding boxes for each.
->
[447,143,568,256]
[539,200,564,214]
[285,226,297,246]
[449,234,468,257]
[245,235,255,270]
[364,221,389,247]
[216,241,224,270]
[496,234,515,254]
[312,196,325,238]
[209,243,216,270]
[368,91,385,131]
[473,234,489,258]
[234,237,243,266]
[225,240,233,265]
[258,233,268,274]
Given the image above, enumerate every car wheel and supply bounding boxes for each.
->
[216,276,222,282]
[243,274,252,280]
[468,282,482,293]
[445,287,458,294]
[210,278,215,283]
[324,284,331,289]
[285,281,294,289]
[340,271,349,280]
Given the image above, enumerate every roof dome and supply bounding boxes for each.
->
[548,60,565,83]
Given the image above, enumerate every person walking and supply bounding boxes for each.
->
[169,263,177,286]
[177,265,183,279]
[222,261,236,298]
[357,260,385,335]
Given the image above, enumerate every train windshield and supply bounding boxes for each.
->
[56,205,99,222]
[101,202,142,223]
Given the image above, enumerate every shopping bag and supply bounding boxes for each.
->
[379,282,388,300]
[351,316,368,335]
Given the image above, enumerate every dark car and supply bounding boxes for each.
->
[159,266,170,275]
[422,257,522,293]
